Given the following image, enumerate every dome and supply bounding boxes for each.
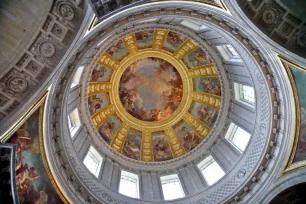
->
[84,28,225,163]
[1,1,305,204]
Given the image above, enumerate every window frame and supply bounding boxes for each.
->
[68,108,81,138]
[225,123,251,152]
[160,174,185,200]
[234,82,256,107]
[83,146,103,177]
[197,155,225,186]
[70,66,84,88]
[118,170,140,199]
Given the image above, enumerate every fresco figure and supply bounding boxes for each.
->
[7,110,63,204]
[195,77,221,96]
[184,48,211,68]
[99,115,121,144]
[175,122,202,152]
[191,103,218,128]
[135,31,153,49]
[88,93,109,114]
[106,39,128,61]
[164,31,186,52]
[91,65,112,82]
[122,129,142,160]
[152,133,173,161]
[119,57,183,121]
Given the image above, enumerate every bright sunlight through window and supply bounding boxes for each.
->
[160,174,185,200]
[197,156,225,186]
[83,146,103,177]
[225,123,251,152]
[119,170,139,199]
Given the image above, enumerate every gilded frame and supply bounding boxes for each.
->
[279,55,306,174]
[0,90,70,204]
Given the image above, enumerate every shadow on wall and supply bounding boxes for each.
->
[269,183,306,204]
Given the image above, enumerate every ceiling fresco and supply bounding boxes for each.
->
[87,30,222,162]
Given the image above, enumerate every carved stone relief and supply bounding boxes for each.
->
[237,0,306,58]
[0,0,87,120]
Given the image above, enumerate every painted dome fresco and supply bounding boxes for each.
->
[86,29,222,162]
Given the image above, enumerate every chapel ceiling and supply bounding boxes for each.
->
[0,0,87,122]
[86,29,222,162]
[237,0,306,58]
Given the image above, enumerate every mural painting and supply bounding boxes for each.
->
[135,31,154,49]
[119,57,183,121]
[152,132,173,161]
[184,48,211,68]
[174,121,202,152]
[91,64,112,82]
[290,66,306,163]
[195,77,221,96]
[163,31,186,52]
[98,115,122,144]
[106,39,128,61]
[88,93,110,115]
[122,129,142,160]
[190,102,218,128]
[7,110,62,204]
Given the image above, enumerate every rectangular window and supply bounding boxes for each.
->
[226,44,239,57]
[119,171,139,199]
[68,108,81,137]
[197,156,225,186]
[225,123,251,152]
[70,66,84,88]
[83,146,103,177]
[160,174,185,200]
[234,82,255,106]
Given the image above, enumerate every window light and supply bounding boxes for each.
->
[234,82,255,106]
[226,44,239,57]
[83,146,103,177]
[119,170,139,199]
[68,108,81,137]
[160,174,185,200]
[197,156,225,186]
[70,66,84,88]
[225,123,251,152]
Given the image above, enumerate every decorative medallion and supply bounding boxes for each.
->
[86,29,222,162]
[39,42,56,58]
[7,77,28,93]
[262,8,278,24]
[59,3,75,21]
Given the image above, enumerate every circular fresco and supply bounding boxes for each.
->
[119,57,183,122]
[87,29,222,162]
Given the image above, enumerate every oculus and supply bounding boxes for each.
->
[119,57,183,122]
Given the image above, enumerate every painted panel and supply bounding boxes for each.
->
[88,93,110,115]
[90,64,112,82]
[190,102,218,128]
[152,132,173,161]
[291,66,306,163]
[183,48,212,68]
[163,31,186,53]
[7,110,62,203]
[194,77,221,96]
[135,31,154,49]
[98,114,122,144]
[106,39,129,61]
[174,121,202,152]
[122,128,142,160]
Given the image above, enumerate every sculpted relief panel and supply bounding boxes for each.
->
[0,0,87,121]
